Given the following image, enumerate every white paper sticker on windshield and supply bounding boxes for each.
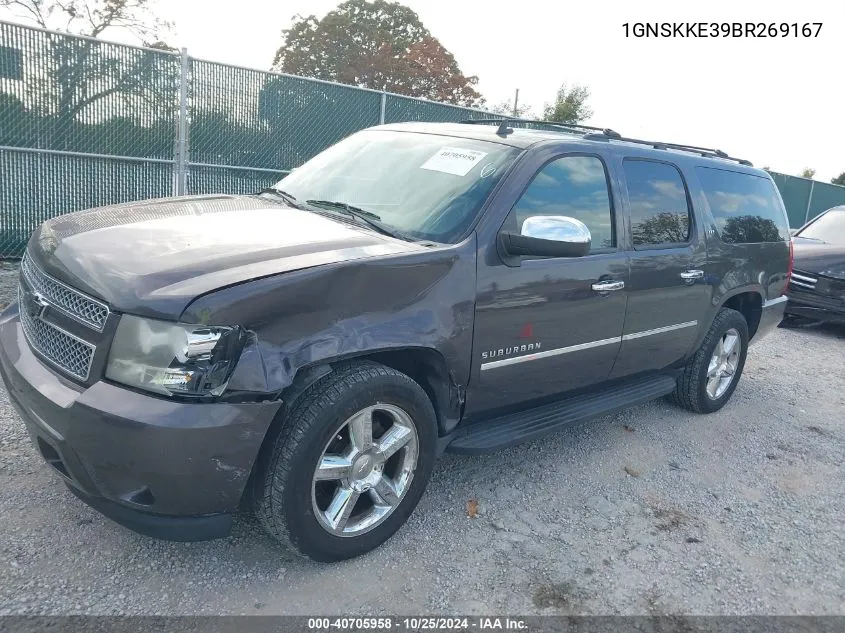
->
[420,147,488,176]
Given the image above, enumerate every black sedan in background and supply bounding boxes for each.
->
[786,205,845,324]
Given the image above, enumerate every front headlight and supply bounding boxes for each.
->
[106,315,245,397]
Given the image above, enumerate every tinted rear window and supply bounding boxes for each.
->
[696,167,789,243]
[623,160,691,247]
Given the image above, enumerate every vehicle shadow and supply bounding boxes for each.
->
[779,319,845,341]
[216,397,672,570]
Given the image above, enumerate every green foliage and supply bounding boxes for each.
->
[489,99,533,119]
[272,0,483,107]
[543,83,592,124]
[831,172,845,186]
[800,167,816,179]
[1,0,177,157]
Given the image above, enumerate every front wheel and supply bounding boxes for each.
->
[671,308,749,414]
[253,361,437,562]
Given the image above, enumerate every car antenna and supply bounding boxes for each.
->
[495,118,514,137]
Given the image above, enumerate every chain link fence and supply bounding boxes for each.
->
[0,20,492,257]
[1,21,182,256]
[2,19,845,257]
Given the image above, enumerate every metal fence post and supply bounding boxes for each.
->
[174,47,190,196]
[804,180,815,224]
[379,91,386,124]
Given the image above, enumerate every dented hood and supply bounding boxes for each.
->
[29,194,421,320]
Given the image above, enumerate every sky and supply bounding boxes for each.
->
[2,0,843,181]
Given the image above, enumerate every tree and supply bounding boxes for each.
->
[831,172,845,186]
[1,0,176,154]
[272,0,483,107]
[489,98,533,119]
[543,83,592,124]
[0,0,170,43]
[800,167,816,179]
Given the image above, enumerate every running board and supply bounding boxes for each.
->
[446,375,677,455]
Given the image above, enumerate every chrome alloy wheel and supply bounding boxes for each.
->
[706,328,741,400]
[311,404,419,537]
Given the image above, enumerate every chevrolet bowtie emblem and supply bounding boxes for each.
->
[22,290,50,320]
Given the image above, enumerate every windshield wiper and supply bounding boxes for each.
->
[305,199,410,241]
[258,187,307,209]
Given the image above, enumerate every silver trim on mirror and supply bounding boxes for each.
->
[521,216,591,244]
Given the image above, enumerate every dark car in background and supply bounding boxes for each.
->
[786,206,845,324]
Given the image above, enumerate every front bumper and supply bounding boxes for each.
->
[785,288,845,324]
[0,304,282,541]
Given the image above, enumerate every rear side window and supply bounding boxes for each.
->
[622,160,691,247]
[696,167,789,243]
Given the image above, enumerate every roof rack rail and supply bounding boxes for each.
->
[613,136,753,166]
[459,117,752,166]
[461,117,621,139]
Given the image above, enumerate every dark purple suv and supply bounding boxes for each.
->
[0,120,791,561]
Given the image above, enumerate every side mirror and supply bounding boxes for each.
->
[499,215,592,258]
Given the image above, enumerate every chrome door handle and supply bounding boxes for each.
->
[680,270,705,281]
[591,280,625,292]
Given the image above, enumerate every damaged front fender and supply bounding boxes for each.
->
[183,238,478,432]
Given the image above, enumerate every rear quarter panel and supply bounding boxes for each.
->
[683,165,790,342]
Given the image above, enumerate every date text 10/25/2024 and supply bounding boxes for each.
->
[307,617,528,630]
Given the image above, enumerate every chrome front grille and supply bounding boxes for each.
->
[18,285,96,380]
[20,253,109,331]
[790,270,818,291]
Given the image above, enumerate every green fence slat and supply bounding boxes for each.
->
[769,173,813,228]
[805,181,845,223]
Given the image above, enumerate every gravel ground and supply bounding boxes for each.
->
[0,261,16,310]
[0,261,843,615]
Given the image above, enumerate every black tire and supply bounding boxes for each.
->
[670,308,749,414]
[253,361,437,562]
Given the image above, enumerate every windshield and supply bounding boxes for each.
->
[273,130,521,243]
[797,208,845,244]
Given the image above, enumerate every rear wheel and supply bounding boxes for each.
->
[254,361,437,561]
[671,308,749,413]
